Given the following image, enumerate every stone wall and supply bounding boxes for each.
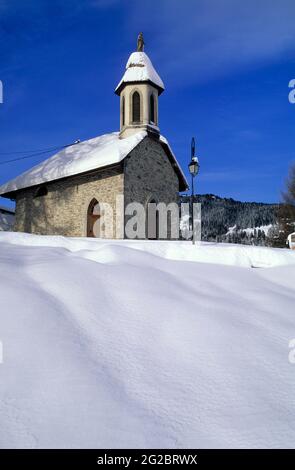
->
[14,135,181,238]
[124,136,180,239]
[14,165,124,237]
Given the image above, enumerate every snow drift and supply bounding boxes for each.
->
[0,233,295,448]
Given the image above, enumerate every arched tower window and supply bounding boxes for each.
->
[122,96,125,127]
[150,94,155,124]
[132,91,141,123]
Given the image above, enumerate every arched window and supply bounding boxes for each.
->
[132,91,141,123]
[34,185,48,198]
[122,96,125,126]
[87,198,100,238]
[150,94,155,124]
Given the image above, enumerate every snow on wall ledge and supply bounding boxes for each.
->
[0,232,295,448]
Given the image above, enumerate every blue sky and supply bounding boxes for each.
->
[0,0,295,207]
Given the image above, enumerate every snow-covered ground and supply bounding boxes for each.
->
[0,232,295,448]
[227,224,273,236]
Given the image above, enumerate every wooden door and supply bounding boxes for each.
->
[87,199,100,237]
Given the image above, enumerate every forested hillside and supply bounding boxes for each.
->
[180,194,277,245]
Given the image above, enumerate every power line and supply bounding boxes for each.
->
[0,145,69,155]
[0,148,64,166]
[0,141,80,166]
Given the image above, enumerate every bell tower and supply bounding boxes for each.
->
[115,33,165,139]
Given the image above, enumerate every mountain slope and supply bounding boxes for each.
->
[180,194,277,244]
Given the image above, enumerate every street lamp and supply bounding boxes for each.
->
[188,137,200,244]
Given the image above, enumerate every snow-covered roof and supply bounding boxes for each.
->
[115,51,164,95]
[0,132,188,195]
[159,135,188,190]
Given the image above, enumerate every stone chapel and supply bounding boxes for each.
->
[0,34,188,238]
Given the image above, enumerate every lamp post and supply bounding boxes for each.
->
[188,137,200,245]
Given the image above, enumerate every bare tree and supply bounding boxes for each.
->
[269,163,295,247]
[283,163,295,206]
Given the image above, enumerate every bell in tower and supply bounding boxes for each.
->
[115,34,165,139]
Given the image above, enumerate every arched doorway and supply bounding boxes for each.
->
[146,199,159,240]
[87,199,100,237]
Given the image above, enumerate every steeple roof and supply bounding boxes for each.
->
[115,51,165,95]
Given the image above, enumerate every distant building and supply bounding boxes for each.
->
[0,205,15,231]
[0,34,188,238]
[287,232,295,250]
